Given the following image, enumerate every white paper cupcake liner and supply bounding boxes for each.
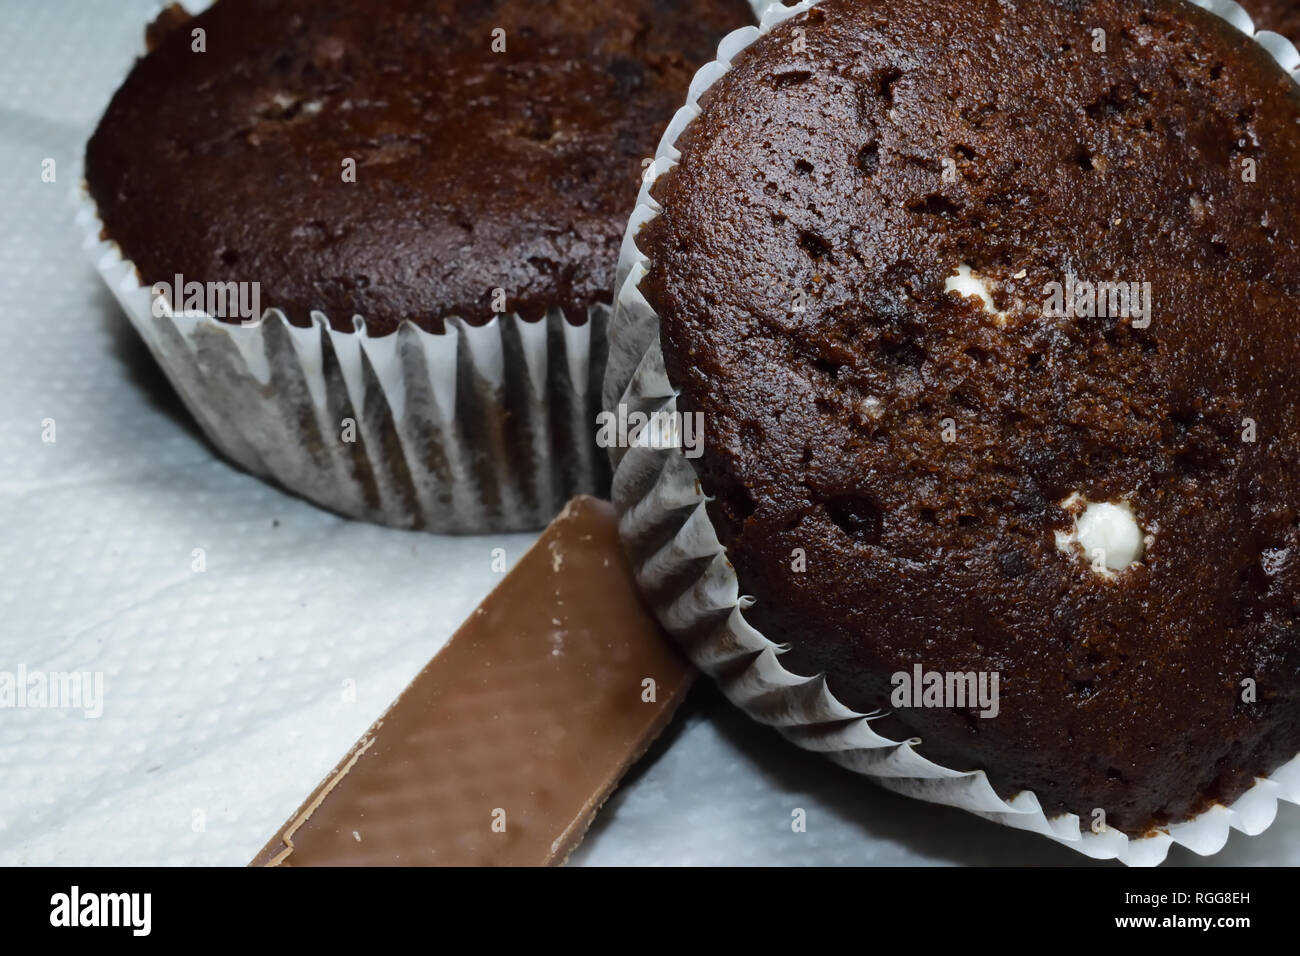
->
[603,0,1300,865]
[78,194,610,533]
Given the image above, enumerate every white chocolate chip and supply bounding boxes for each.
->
[1055,496,1145,575]
[944,264,1008,325]
[858,395,884,420]
[1077,502,1143,569]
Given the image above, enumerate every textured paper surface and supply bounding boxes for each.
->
[0,0,1296,867]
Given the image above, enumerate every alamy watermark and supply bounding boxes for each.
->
[150,274,262,326]
[50,886,150,936]
[1043,271,1152,327]
[891,664,1000,718]
[596,403,704,459]
[0,665,103,718]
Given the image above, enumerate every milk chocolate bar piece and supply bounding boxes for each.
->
[251,496,693,866]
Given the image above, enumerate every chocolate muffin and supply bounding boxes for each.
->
[1241,0,1300,45]
[634,0,1300,834]
[83,0,752,532]
[87,0,752,335]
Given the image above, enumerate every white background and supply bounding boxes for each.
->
[0,0,1295,866]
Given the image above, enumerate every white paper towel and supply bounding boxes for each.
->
[0,0,1295,867]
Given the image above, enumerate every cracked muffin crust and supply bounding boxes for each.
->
[637,0,1300,833]
[86,0,752,335]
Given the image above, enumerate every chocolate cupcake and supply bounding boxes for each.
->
[82,0,752,531]
[605,0,1300,862]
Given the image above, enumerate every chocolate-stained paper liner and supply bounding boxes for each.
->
[79,196,609,533]
[603,0,1300,865]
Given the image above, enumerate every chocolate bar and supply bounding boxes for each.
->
[251,496,693,866]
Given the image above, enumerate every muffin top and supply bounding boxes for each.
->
[86,0,752,334]
[637,0,1300,832]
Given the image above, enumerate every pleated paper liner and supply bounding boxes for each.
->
[79,195,609,533]
[603,0,1300,865]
